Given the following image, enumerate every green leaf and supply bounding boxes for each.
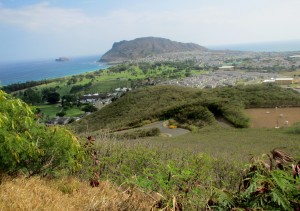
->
[270,188,292,211]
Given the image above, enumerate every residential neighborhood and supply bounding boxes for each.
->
[160,71,279,88]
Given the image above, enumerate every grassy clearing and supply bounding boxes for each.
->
[87,79,131,93]
[65,107,84,117]
[38,104,61,117]
[38,104,84,118]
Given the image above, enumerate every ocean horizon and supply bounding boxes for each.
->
[208,40,300,52]
[0,55,109,86]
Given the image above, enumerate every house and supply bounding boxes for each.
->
[80,93,106,103]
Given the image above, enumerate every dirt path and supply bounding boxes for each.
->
[216,117,234,128]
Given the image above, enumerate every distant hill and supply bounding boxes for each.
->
[99,37,207,63]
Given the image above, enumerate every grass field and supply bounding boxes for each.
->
[119,126,300,163]
[245,107,300,128]
[65,107,84,117]
[38,104,61,117]
[38,104,84,118]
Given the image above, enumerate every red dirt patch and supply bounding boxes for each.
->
[245,107,300,128]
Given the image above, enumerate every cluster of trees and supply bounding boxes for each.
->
[107,61,204,79]
[14,87,61,105]
[70,82,93,93]
[1,80,51,93]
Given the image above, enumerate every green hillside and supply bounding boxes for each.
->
[72,84,300,133]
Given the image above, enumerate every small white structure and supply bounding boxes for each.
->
[218,65,234,70]
[263,78,294,85]
[263,79,276,83]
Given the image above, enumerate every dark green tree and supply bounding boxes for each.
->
[22,88,42,105]
[46,92,60,104]
[56,111,66,117]
[82,104,98,112]
[61,94,78,107]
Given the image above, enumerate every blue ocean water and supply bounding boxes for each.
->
[0,55,108,86]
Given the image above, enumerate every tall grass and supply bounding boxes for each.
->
[0,176,159,211]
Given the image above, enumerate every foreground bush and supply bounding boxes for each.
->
[0,90,84,176]
[210,149,300,210]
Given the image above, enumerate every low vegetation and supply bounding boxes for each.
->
[115,128,161,139]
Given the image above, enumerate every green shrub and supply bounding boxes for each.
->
[82,104,97,113]
[162,104,215,127]
[221,103,250,128]
[0,90,84,176]
[56,111,66,117]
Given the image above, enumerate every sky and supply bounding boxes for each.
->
[1,0,300,61]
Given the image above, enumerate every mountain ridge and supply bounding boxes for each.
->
[99,37,208,63]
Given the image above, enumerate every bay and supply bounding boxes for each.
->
[0,55,109,86]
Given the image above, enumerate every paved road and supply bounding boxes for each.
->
[140,121,190,137]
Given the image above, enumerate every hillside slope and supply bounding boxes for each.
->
[100,37,207,63]
[72,84,300,133]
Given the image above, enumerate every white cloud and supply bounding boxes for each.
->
[0,2,92,32]
[1,0,300,58]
